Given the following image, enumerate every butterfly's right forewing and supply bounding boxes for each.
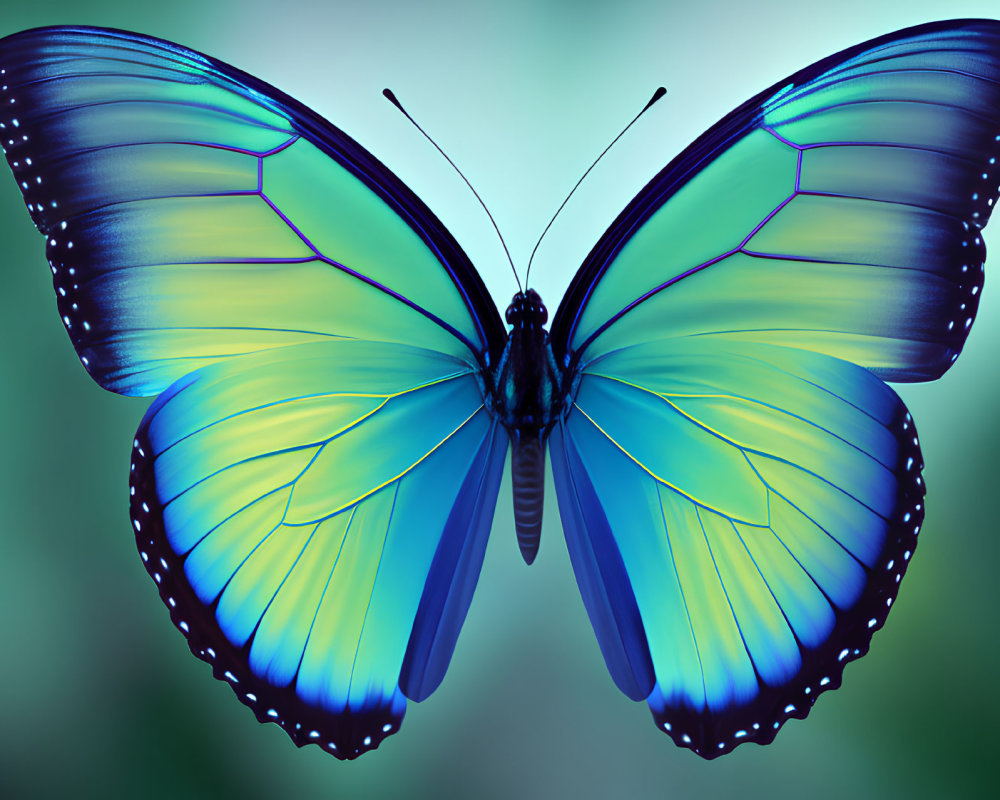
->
[552,21,1000,382]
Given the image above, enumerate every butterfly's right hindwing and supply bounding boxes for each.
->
[550,340,922,756]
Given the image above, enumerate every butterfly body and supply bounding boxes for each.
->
[2,19,999,761]
[495,289,564,563]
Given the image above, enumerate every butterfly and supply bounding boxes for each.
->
[0,18,996,761]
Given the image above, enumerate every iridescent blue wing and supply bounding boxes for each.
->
[549,340,921,754]
[548,19,1000,756]
[0,26,508,757]
[132,340,506,757]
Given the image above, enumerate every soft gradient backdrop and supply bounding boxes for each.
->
[1,1,997,798]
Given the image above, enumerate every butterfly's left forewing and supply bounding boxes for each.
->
[0,26,508,757]
[550,19,1000,757]
[0,27,504,395]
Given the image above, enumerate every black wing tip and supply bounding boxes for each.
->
[650,402,924,759]
[128,423,404,761]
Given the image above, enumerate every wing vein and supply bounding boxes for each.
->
[728,517,802,652]
[658,486,708,707]
[695,506,759,684]
[293,506,357,690]
[347,481,400,701]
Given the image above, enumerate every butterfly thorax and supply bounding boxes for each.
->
[496,289,562,434]
[490,289,563,564]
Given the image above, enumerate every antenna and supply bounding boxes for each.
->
[524,87,667,288]
[383,89,522,292]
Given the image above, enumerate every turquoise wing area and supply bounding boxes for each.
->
[128,340,507,758]
[551,20,1000,381]
[0,27,504,394]
[549,339,923,757]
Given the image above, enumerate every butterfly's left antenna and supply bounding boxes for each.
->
[383,89,522,292]
[524,87,667,288]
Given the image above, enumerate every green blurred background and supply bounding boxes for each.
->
[1,1,998,797]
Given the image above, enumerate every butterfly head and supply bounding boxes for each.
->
[505,289,548,328]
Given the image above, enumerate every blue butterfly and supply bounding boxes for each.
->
[0,19,996,760]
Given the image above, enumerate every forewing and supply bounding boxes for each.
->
[129,340,507,758]
[550,339,922,757]
[0,26,505,394]
[551,19,1000,382]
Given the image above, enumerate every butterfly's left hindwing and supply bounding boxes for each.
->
[550,19,998,757]
[0,26,509,758]
[130,340,507,758]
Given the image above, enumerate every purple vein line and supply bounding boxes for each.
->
[575,249,741,357]
[739,193,796,246]
[260,135,299,156]
[577,134,805,359]
[763,126,803,151]
[147,138,297,157]
[258,190,477,352]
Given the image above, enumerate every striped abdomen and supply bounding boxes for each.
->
[512,437,545,564]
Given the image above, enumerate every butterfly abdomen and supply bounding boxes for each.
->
[497,290,564,564]
[512,437,545,564]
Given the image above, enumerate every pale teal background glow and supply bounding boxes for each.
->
[1,1,998,797]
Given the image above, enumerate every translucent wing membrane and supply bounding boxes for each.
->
[548,19,997,757]
[0,27,504,395]
[129,340,507,758]
[551,340,923,757]
[552,19,1000,382]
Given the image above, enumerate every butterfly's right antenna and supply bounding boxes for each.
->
[524,87,666,288]
[383,89,522,293]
